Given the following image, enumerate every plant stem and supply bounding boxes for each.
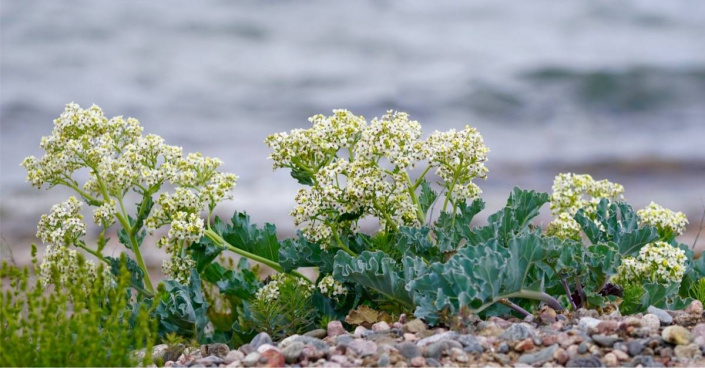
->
[498,298,531,318]
[203,229,311,282]
[402,171,426,224]
[333,232,357,256]
[503,289,564,312]
[561,278,578,310]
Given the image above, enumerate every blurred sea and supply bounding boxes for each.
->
[2,0,704,266]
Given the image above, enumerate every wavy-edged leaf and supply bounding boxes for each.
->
[214,212,280,263]
[190,236,225,272]
[279,233,336,274]
[419,179,438,214]
[332,251,427,308]
[106,253,145,291]
[154,270,210,341]
[199,258,261,301]
[434,198,485,252]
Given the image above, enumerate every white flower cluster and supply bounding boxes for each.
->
[616,241,687,285]
[161,256,196,285]
[39,244,112,291]
[317,275,348,299]
[424,126,489,201]
[255,273,314,302]
[547,173,624,240]
[546,212,583,240]
[638,202,688,236]
[36,197,86,247]
[266,110,489,245]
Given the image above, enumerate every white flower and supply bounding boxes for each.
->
[161,256,195,285]
[318,275,348,298]
[638,202,688,236]
[36,197,86,247]
[39,244,113,291]
[616,241,687,284]
[546,213,582,240]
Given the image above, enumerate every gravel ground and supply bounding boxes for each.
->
[144,301,705,367]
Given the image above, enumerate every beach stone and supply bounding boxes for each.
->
[282,341,305,363]
[566,345,579,358]
[553,347,570,365]
[516,344,558,365]
[426,357,441,367]
[371,321,390,332]
[200,343,229,358]
[497,342,509,354]
[514,338,534,352]
[641,314,662,332]
[424,340,462,360]
[499,323,537,341]
[566,355,603,367]
[692,323,705,339]
[456,334,483,353]
[592,334,619,348]
[416,331,459,347]
[686,300,704,315]
[674,343,702,359]
[647,306,673,325]
[327,321,346,337]
[602,352,618,367]
[539,307,557,324]
[674,311,701,327]
[396,342,421,359]
[627,340,645,356]
[575,308,599,319]
[250,332,273,349]
[238,343,254,355]
[403,333,417,342]
[493,353,511,365]
[578,342,589,354]
[348,339,377,357]
[285,336,329,352]
[597,320,619,335]
[489,316,512,329]
[153,344,185,364]
[377,353,390,367]
[402,319,427,333]
[335,334,354,347]
[612,349,629,361]
[631,355,663,367]
[450,347,468,363]
[662,325,693,345]
[410,356,426,367]
[260,349,285,368]
[579,317,602,333]
[242,352,260,367]
[305,329,328,339]
[223,350,244,364]
[257,344,279,353]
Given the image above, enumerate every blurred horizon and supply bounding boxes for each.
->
[2,0,704,268]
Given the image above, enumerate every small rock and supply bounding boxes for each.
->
[497,342,510,354]
[602,352,618,367]
[327,321,347,337]
[260,349,285,368]
[553,347,570,365]
[256,344,278,353]
[524,314,535,323]
[692,323,705,339]
[425,340,462,360]
[403,333,417,342]
[489,316,512,329]
[450,347,468,363]
[223,350,244,364]
[592,334,619,348]
[499,323,537,341]
[662,325,693,345]
[660,346,674,358]
[402,319,427,334]
[597,320,619,335]
[426,357,441,367]
[493,353,511,365]
[305,329,328,339]
[539,307,557,324]
[514,338,535,352]
[283,336,330,353]
[578,317,602,333]
[574,308,599,319]
[242,352,260,367]
[348,339,377,357]
[516,344,558,366]
[674,311,701,327]
[329,354,348,364]
[566,345,579,358]
[647,306,673,325]
[674,343,702,359]
[631,355,664,367]
[335,334,354,347]
[376,353,390,367]
[282,341,305,364]
[578,342,589,354]
[416,331,459,347]
[566,355,603,367]
[372,321,391,332]
[410,356,426,367]
[612,349,629,361]
[238,343,254,355]
[396,342,421,359]
[627,341,645,356]
[250,332,273,349]
[641,314,662,333]
[685,300,704,315]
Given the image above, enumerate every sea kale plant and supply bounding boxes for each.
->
[17,104,705,347]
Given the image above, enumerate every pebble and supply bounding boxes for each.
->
[612,348,629,361]
[242,352,260,367]
[402,319,427,334]
[579,317,602,333]
[578,342,589,354]
[353,326,367,336]
[409,356,426,367]
[592,334,619,348]
[631,355,663,367]
[377,353,390,367]
[396,342,421,359]
[686,300,704,315]
[516,344,558,366]
[348,339,378,357]
[514,338,535,352]
[602,352,618,366]
[674,343,702,359]
[662,325,693,345]
[642,314,662,332]
[450,347,468,363]
[416,331,459,347]
[647,306,674,325]
[627,340,645,356]
[260,349,285,368]
[597,320,619,335]
[223,350,244,364]
[305,329,328,339]
[371,321,391,332]
[250,332,273,350]
[692,323,705,339]
[553,347,569,365]
[566,355,603,367]
[327,321,347,338]
[282,341,305,363]
[499,323,537,341]
[497,342,510,354]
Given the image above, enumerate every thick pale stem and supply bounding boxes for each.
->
[498,298,531,318]
[502,289,564,312]
[204,229,310,282]
[561,278,578,310]
[403,171,426,224]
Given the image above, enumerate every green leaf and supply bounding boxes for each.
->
[393,226,440,261]
[291,168,315,186]
[215,212,280,263]
[154,270,210,342]
[279,233,336,274]
[200,259,261,301]
[332,251,427,308]
[434,198,485,252]
[639,282,693,311]
[418,180,438,214]
[190,236,225,272]
[105,254,145,291]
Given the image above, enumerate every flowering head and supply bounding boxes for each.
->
[637,202,688,238]
[36,197,86,247]
[616,241,687,285]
